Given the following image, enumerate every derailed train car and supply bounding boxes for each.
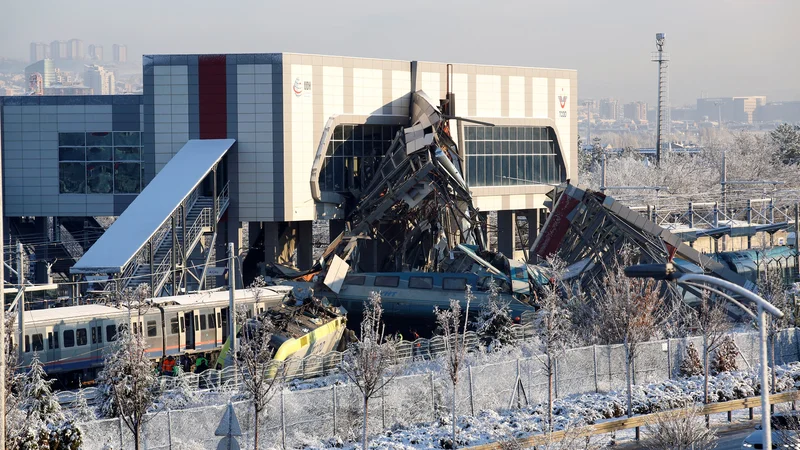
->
[18,286,346,384]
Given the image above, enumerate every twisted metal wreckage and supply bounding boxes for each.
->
[271,91,762,319]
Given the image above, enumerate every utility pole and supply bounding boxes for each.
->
[651,33,670,166]
[17,242,25,361]
[721,151,727,251]
[228,242,237,356]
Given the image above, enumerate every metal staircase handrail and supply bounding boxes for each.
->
[185,208,213,257]
[152,249,173,296]
[215,181,230,221]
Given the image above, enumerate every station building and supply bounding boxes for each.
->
[0,53,577,292]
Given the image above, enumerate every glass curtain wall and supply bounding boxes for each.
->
[320,124,402,193]
[58,131,143,194]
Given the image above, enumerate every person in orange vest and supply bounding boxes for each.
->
[161,355,176,376]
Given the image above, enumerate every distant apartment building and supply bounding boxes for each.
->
[88,45,104,61]
[84,65,115,95]
[50,40,68,59]
[43,85,93,95]
[113,44,128,63]
[29,42,48,62]
[68,39,83,60]
[25,59,55,88]
[696,96,766,124]
[623,101,648,122]
[599,98,621,120]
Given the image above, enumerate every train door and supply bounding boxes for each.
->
[221,307,229,344]
[184,312,195,349]
[214,307,223,346]
[90,319,103,367]
[175,312,187,353]
[193,310,201,348]
[44,325,58,369]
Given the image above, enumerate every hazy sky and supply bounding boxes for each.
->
[1,0,798,105]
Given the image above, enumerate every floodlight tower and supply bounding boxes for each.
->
[651,33,670,166]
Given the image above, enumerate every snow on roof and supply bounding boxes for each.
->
[71,139,235,274]
[152,287,290,308]
[25,305,125,324]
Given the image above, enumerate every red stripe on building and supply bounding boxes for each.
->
[198,55,227,139]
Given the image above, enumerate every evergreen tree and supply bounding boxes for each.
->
[770,123,800,164]
[69,387,96,422]
[711,335,739,374]
[471,279,516,351]
[679,342,704,377]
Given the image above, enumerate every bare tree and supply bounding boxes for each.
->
[340,292,399,450]
[434,290,472,448]
[235,312,284,450]
[592,248,666,417]
[95,326,160,450]
[757,261,793,393]
[532,256,573,432]
[693,291,730,405]
[644,403,718,450]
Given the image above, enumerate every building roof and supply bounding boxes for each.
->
[71,139,235,274]
[24,305,125,324]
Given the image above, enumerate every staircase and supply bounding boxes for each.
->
[125,194,223,296]
[6,218,77,281]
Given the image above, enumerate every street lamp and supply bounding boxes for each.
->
[625,263,784,450]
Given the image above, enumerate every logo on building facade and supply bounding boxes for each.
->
[293,77,303,97]
[559,95,567,109]
[292,77,312,98]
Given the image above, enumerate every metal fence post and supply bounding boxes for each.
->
[667,338,672,379]
[592,344,598,393]
[381,375,386,431]
[167,407,173,450]
[430,372,436,421]
[281,389,286,449]
[333,384,338,437]
[468,365,475,416]
[119,416,124,448]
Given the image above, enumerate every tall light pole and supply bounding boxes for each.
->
[652,33,670,166]
[714,101,725,129]
[625,264,784,450]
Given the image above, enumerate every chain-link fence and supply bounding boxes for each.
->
[76,328,800,449]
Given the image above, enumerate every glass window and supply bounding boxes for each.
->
[180,317,185,333]
[64,330,75,348]
[114,131,141,146]
[59,132,85,146]
[59,147,85,161]
[59,162,86,193]
[24,335,30,353]
[408,276,433,289]
[77,328,87,346]
[32,334,43,352]
[170,317,179,334]
[106,325,117,342]
[199,315,207,330]
[374,276,399,288]
[147,320,157,337]
[87,132,112,146]
[87,146,112,161]
[87,163,113,193]
[115,147,140,161]
[48,331,59,349]
[443,277,468,291]
[91,327,97,344]
[97,326,103,343]
[208,314,216,329]
[344,275,365,285]
[115,163,141,193]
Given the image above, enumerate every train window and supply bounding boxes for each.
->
[180,317,185,333]
[344,275,365,285]
[199,315,207,330]
[147,321,157,337]
[442,277,467,291]
[48,331,59,349]
[247,310,252,319]
[170,317,179,334]
[24,335,30,353]
[91,327,97,344]
[64,330,75,348]
[32,334,44,352]
[97,326,103,343]
[208,313,216,329]
[216,312,221,328]
[77,329,87,346]
[106,325,117,342]
[374,276,399,288]
[195,317,199,331]
[409,276,434,289]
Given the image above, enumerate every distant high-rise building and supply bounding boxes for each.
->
[623,101,648,123]
[25,59,55,88]
[88,44,104,61]
[85,65,115,95]
[755,101,800,123]
[28,72,43,95]
[29,42,48,62]
[68,39,83,60]
[697,96,766,124]
[599,98,620,121]
[50,40,68,59]
[112,44,128,63]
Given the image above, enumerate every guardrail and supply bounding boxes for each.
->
[465,390,800,449]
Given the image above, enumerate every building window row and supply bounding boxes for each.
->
[464,126,565,187]
[320,124,402,193]
[58,132,144,194]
